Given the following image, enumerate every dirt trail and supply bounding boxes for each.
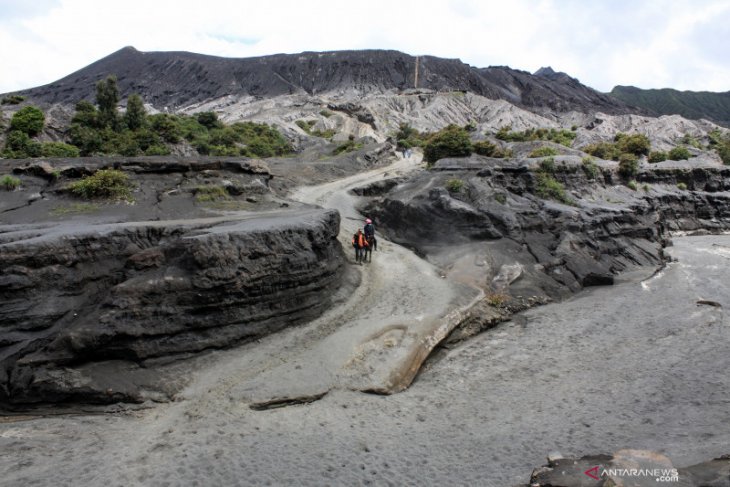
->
[231,153,481,405]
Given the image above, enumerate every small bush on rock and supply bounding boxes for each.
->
[1,175,21,190]
[67,169,132,201]
[648,151,667,163]
[10,106,45,135]
[618,153,639,178]
[529,146,558,158]
[445,178,464,193]
[668,146,691,161]
[423,125,472,164]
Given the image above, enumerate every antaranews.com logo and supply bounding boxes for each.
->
[584,465,679,482]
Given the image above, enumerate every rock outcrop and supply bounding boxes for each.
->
[0,150,363,406]
[363,155,730,300]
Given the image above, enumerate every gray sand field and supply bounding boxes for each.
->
[2,236,729,486]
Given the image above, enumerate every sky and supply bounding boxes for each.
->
[0,0,729,94]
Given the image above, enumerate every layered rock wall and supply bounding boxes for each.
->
[0,208,345,404]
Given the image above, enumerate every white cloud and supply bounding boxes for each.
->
[0,0,728,94]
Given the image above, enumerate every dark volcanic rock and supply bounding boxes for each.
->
[0,208,346,405]
[12,47,636,115]
[363,155,730,298]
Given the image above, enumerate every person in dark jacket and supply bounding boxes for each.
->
[363,218,376,251]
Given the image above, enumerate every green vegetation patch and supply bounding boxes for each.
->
[1,95,25,105]
[535,172,573,205]
[1,175,21,190]
[50,202,100,216]
[668,146,691,161]
[194,185,231,203]
[529,146,559,158]
[296,119,336,139]
[581,157,600,180]
[10,106,45,136]
[423,124,472,164]
[618,153,639,178]
[67,169,132,201]
[445,178,464,193]
[648,151,667,163]
[496,126,577,147]
[583,132,651,162]
[332,139,363,155]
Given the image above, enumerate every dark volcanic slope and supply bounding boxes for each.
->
[610,85,730,126]
[14,47,635,115]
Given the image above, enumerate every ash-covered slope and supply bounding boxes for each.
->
[610,85,730,126]
[14,47,635,115]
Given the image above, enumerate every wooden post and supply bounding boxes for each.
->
[414,56,419,89]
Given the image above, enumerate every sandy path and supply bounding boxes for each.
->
[231,153,480,404]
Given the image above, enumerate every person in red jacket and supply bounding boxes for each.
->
[351,228,369,264]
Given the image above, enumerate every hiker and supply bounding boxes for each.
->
[363,218,377,251]
[351,228,369,264]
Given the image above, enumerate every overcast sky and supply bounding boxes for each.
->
[1,0,728,94]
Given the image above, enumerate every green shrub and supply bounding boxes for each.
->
[535,172,573,205]
[149,113,182,143]
[2,130,42,158]
[618,153,639,178]
[445,178,464,193]
[583,141,620,160]
[718,143,730,165]
[529,146,558,158]
[495,126,576,146]
[615,133,651,156]
[395,123,428,149]
[539,157,556,172]
[668,146,690,160]
[677,182,688,190]
[494,193,507,204]
[581,156,600,179]
[145,145,171,156]
[492,146,512,158]
[332,140,363,155]
[124,94,146,130]
[41,142,80,158]
[319,109,333,118]
[627,180,638,191]
[96,75,120,129]
[68,124,103,155]
[648,151,667,163]
[196,111,222,129]
[1,175,21,190]
[71,100,101,129]
[67,169,132,200]
[1,95,25,105]
[472,140,497,156]
[423,125,472,164]
[486,292,509,307]
[643,183,650,192]
[10,106,45,136]
[194,185,230,203]
[680,134,702,149]
[296,119,336,139]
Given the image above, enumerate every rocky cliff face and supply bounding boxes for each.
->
[13,47,635,116]
[0,147,395,406]
[0,208,345,404]
[363,156,730,300]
